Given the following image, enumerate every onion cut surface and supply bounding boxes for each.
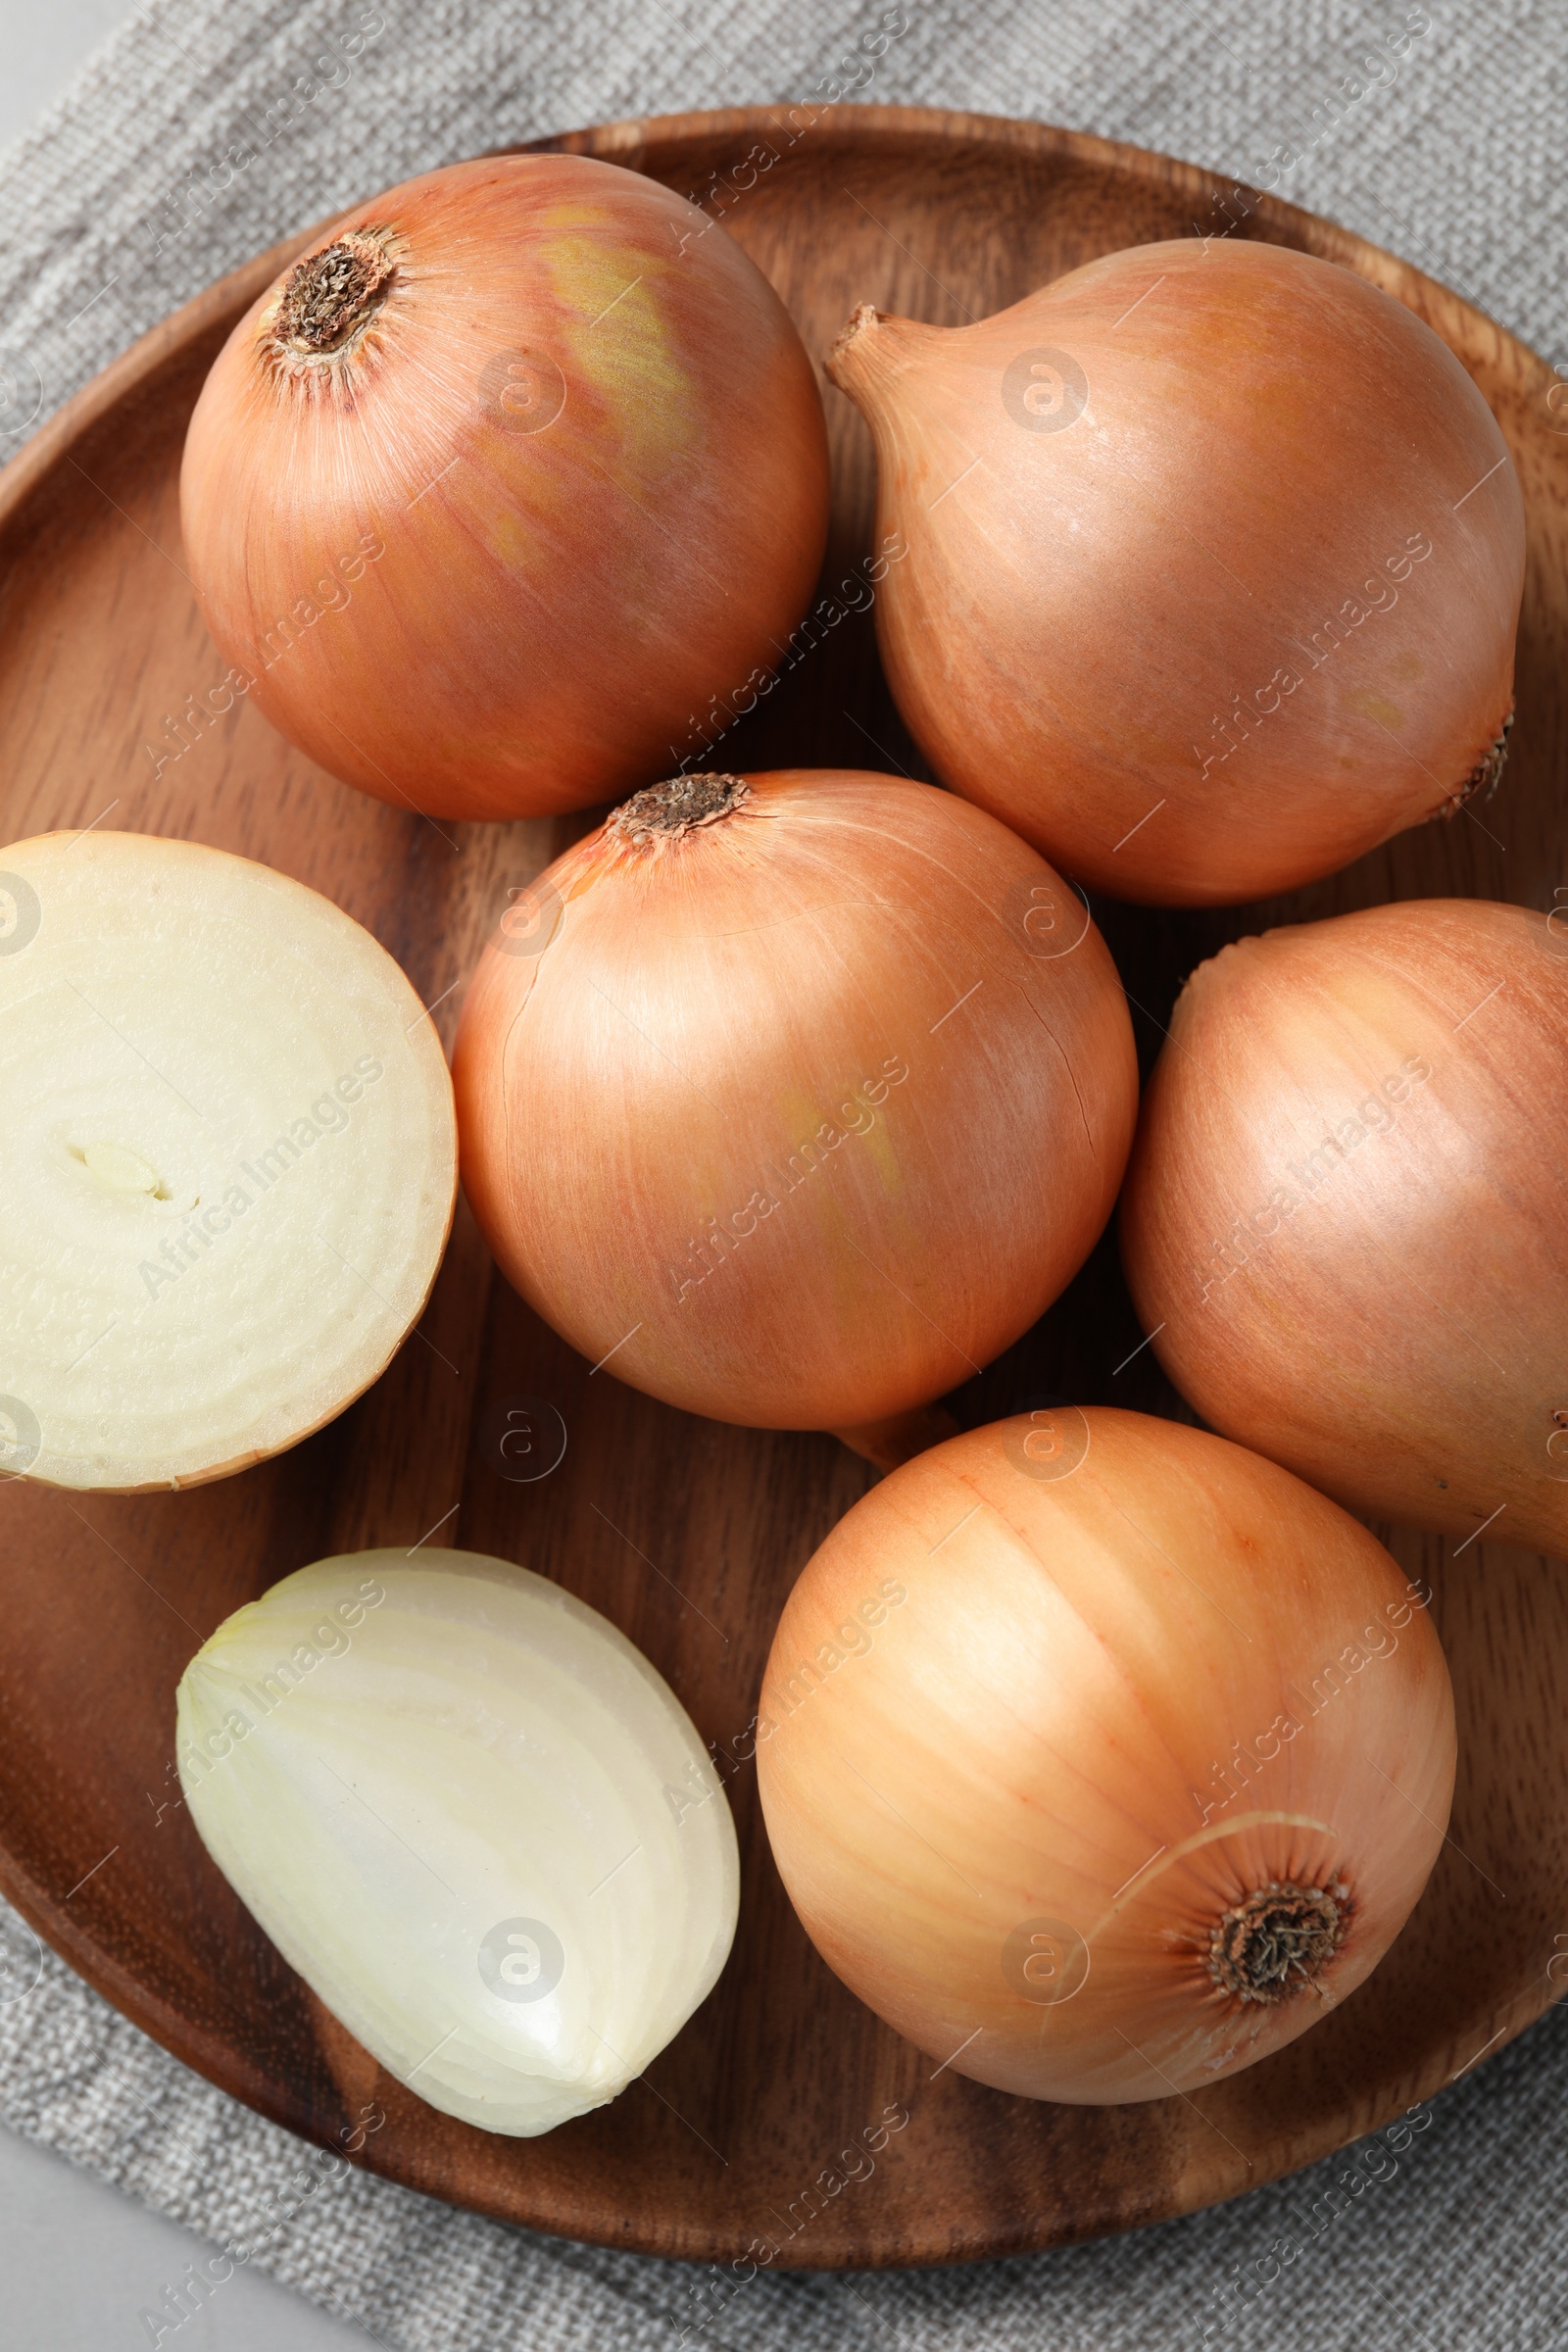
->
[180,153,829,821]
[1121,898,1568,1555]
[176,1548,739,2136]
[827,239,1525,905]
[0,832,455,1490]
[757,1410,1455,2103]
[453,768,1138,1432]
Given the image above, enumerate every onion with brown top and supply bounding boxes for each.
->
[757,1409,1455,2102]
[453,768,1138,1441]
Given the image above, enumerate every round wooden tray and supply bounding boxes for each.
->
[0,104,1563,2272]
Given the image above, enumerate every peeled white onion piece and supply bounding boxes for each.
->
[0,831,456,1490]
[176,1548,740,2135]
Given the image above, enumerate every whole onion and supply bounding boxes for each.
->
[826,239,1524,906]
[1121,898,1568,1557]
[756,1410,1455,2103]
[181,154,829,821]
[452,768,1137,1438]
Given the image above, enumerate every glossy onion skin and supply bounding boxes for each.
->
[180,154,830,821]
[827,239,1524,906]
[453,770,1138,1430]
[1121,899,1568,1557]
[757,1410,1455,2104]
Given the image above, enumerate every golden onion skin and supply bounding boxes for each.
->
[1121,898,1568,1556]
[757,1410,1455,2104]
[181,154,830,821]
[453,768,1138,1432]
[828,239,1524,906]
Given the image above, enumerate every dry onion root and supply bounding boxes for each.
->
[0,831,455,1491]
[180,153,830,821]
[177,1548,738,2135]
[756,1409,1455,2103]
[452,768,1139,1435]
[827,239,1525,906]
[1120,897,1568,1556]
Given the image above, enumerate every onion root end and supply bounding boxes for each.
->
[1207,1880,1349,2006]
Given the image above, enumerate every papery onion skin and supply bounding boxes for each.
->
[177,1548,739,2137]
[826,239,1524,906]
[756,1410,1455,2104]
[452,768,1138,1431]
[180,154,829,821]
[0,830,455,1492]
[1120,898,1568,1557]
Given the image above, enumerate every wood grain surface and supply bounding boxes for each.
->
[0,104,1565,2270]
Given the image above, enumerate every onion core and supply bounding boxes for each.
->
[0,831,455,1491]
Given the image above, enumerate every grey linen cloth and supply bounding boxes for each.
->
[3,3,1566,2346]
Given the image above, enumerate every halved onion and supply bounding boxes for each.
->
[0,831,455,1490]
[177,1548,739,2136]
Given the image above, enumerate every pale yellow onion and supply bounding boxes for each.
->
[827,239,1524,906]
[1120,897,1568,1555]
[757,1409,1454,2103]
[177,1548,738,2136]
[452,768,1138,1437]
[0,831,454,1490]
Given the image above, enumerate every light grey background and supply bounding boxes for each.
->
[0,2123,368,2348]
[2,5,1566,2350]
[0,0,129,153]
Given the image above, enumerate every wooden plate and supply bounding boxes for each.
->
[1,104,1563,2271]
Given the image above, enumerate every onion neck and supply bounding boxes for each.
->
[1207,1880,1348,2005]
[609,772,750,850]
[272,231,395,358]
[825,304,948,414]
